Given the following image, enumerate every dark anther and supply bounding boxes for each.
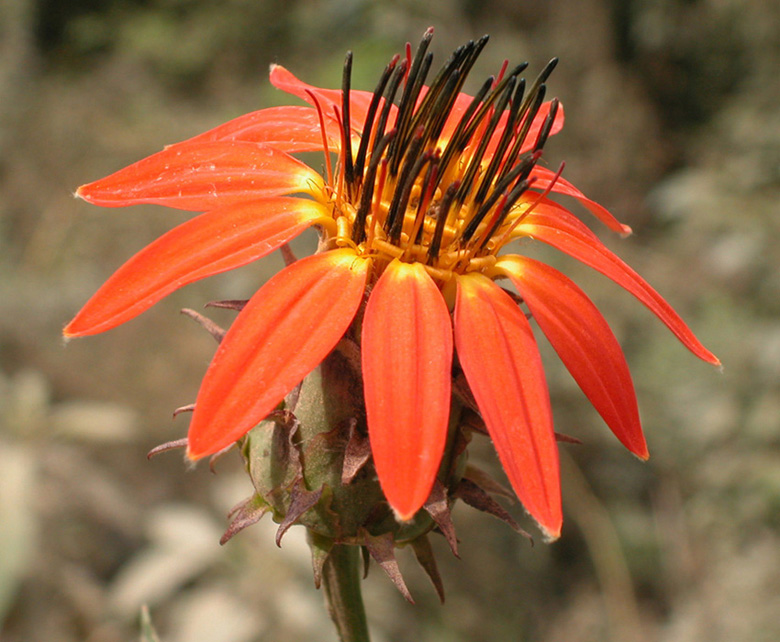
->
[494,60,558,182]
[461,151,539,242]
[498,83,548,182]
[436,75,493,180]
[405,42,470,138]
[455,76,518,205]
[427,181,460,262]
[537,57,559,85]
[413,157,440,244]
[341,51,355,194]
[420,69,462,151]
[533,97,560,152]
[478,178,533,249]
[393,50,433,163]
[459,63,527,143]
[441,63,525,194]
[418,36,493,157]
[353,55,399,185]
[386,134,433,244]
[371,59,407,159]
[389,31,435,174]
[472,77,528,207]
[352,129,397,244]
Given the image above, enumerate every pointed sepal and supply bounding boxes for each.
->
[411,535,446,603]
[181,308,226,343]
[423,480,459,557]
[275,478,325,547]
[220,494,270,545]
[359,529,414,603]
[455,478,532,543]
[307,531,335,590]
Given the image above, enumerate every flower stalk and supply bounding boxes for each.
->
[320,543,371,642]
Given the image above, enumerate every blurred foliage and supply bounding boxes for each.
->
[1,0,778,641]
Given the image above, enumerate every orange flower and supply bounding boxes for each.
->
[65,30,719,539]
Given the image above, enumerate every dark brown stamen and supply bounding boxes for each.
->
[389,31,435,174]
[419,36,493,157]
[454,75,518,204]
[352,129,397,244]
[472,78,527,207]
[469,77,528,209]
[535,57,559,88]
[427,181,460,262]
[354,55,399,185]
[400,50,434,147]
[420,69,462,148]
[461,151,539,242]
[403,42,472,139]
[532,98,560,152]
[341,51,355,195]
[371,60,407,157]
[497,83,547,183]
[413,158,440,244]
[386,130,432,243]
[441,65,527,194]
[478,178,533,250]
[339,35,560,265]
[436,75,493,180]
[442,34,491,105]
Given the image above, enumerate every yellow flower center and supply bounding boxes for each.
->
[312,31,560,286]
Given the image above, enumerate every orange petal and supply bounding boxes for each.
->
[269,64,377,132]
[516,202,721,366]
[498,255,648,459]
[454,273,562,539]
[362,260,453,520]
[76,141,323,210]
[187,249,369,458]
[178,105,341,153]
[64,198,329,337]
[530,169,632,235]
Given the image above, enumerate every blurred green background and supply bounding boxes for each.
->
[1,0,778,640]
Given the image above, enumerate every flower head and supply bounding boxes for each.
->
[65,29,719,539]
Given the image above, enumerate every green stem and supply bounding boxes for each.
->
[321,544,371,642]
